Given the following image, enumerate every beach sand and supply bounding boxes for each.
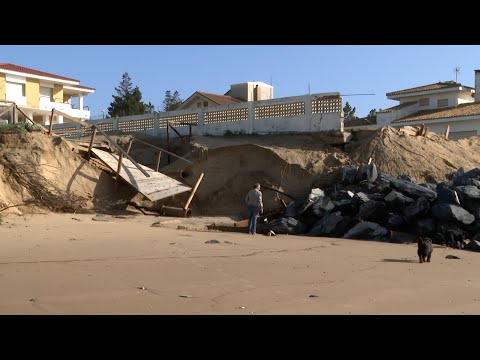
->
[1,213,479,315]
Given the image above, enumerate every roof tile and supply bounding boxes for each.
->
[392,102,480,123]
[0,63,79,82]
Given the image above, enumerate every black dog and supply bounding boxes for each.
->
[417,236,433,263]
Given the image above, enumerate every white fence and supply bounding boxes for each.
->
[52,93,343,139]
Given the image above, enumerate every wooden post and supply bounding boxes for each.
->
[417,124,425,136]
[166,119,171,164]
[126,139,133,155]
[444,125,450,140]
[183,173,205,210]
[423,127,429,137]
[155,151,162,172]
[87,126,97,160]
[12,104,16,124]
[48,109,55,135]
[115,152,124,191]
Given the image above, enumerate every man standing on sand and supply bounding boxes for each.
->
[245,183,263,235]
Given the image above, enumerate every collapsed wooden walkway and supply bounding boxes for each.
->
[91,148,192,202]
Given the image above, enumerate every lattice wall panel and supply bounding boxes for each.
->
[55,126,79,138]
[82,122,115,136]
[204,108,248,124]
[254,102,305,119]
[312,97,342,114]
[118,119,154,132]
[159,113,198,128]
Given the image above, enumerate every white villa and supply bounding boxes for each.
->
[346,70,480,140]
[0,63,95,125]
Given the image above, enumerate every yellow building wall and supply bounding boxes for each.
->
[0,73,6,101]
[26,78,40,108]
[63,94,71,104]
[53,84,63,103]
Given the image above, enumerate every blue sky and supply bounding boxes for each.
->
[2,45,480,118]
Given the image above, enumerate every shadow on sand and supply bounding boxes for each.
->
[382,258,417,263]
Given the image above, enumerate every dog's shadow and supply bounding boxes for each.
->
[383,258,418,263]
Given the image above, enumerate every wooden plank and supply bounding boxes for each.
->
[445,125,450,139]
[94,127,150,178]
[48,108,55,135]
[147,187,191,201]
[184,173,204,210]
[155,152,161,172]
[91,148,191,201]
[87,127,97,159]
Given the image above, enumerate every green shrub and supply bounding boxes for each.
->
[0,122,42,133]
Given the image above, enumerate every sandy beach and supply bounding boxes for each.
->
[1,213,479,315]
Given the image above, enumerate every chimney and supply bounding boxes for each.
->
[254,84,260,101]
[476,70,480,102]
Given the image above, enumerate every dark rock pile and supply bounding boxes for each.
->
[267,165,480,251]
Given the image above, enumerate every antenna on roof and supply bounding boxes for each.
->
[454,67,461,82]
[308,83,311,95]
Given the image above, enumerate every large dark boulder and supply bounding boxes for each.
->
[268,217,307,235]
[390,231,417,244]
[419,183,437,191]
[356,201,386,223]
[298,188,325,214]
[342,166,358,185]
[411,218,436,236]
[333,199,354,213]
[461,199,480,219]
[284,195,308,218]
[334,215,356,237]
[454,176,480,187]
[432,221,466,247]
[385,212,405,231]
[311,196,335,218]
[453,168,480,186]
[435,186,460,205]
[329,190,355,201]
[466,239,480,252]
[402,197,430,221]
[389,178,437,201]
[342,221,388,240]
[384,190,414,210]
[432,203,475,225]
[353,192,370,206]
[357,163,378,183]
[473,231,480,242]
[455,186,480,201]
[308,211,344,236]
[398,175,417,183]
[377,173,396,186]
[464,220,480,235]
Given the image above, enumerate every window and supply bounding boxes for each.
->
[40,86,53,102]
[419,98,429,106]
[203,101,208,107]
[437,99,448,107]
[196,102,202,108]
[6,81,25,99]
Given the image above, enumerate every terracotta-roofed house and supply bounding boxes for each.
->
[370,73,480,139]
[177,81,273,110]
[0,63,95,125]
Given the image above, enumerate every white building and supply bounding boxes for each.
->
[178,81,274,110]
[346,70,480,140]
[0,63,95,125]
